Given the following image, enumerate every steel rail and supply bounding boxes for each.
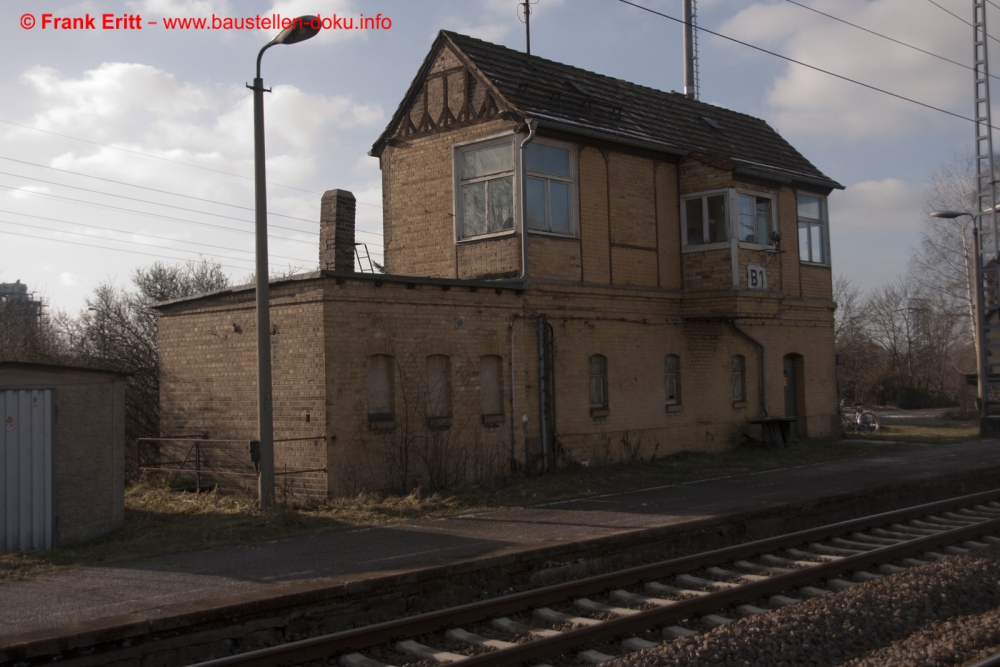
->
[189,488,1000,667]
[457,515,1000,667]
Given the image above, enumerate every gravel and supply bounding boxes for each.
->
[616,547,1000,667]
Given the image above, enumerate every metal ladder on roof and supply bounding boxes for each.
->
[973,0,1000,419]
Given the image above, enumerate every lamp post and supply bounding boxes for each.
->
[250,16,319,508]
[930,209,987,426]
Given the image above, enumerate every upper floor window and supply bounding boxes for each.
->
[684,192,728,245]
[665,354,680,405]
[457,141,514,239]
[682,189,775,247]
[525,141,577,235]
[589,354,608,409]
[738,194,773,245]
[797,193,827,264]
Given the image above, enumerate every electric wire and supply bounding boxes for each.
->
[617,0,1000,132]
[784,0,1000,83]
[1,228,256,272]
[0,182,324,240]
[0,155,384,236]
[0,117,383,208]
[0,212,314,264]
[0,219,264,266]
[926,0,1000,45]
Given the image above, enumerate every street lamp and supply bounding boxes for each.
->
[250,16,319,508]
[930,209,987,428]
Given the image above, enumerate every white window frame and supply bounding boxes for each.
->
[682,188,779,252]
[735,189,777,249]
[524,137,580,238]
[797,191,829,266]
[680,188,730,250]
[453,133,518,243]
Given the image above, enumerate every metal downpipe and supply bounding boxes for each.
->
[730,321,768,417]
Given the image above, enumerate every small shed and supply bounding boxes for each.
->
[0,362,126,550]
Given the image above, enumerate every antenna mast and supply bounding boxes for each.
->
[520,0,532,57]
[683,0,700,99]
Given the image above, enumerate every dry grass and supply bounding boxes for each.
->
[0,425,978,584]
[842,422,979,444]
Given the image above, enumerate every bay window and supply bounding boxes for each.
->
[525,141,576,235]
[682,189,775,247]
[797,193,828,264]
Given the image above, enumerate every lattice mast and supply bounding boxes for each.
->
[973,0,1000,422]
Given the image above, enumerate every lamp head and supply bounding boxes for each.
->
[270,15,320,45]
[930,211,968,219]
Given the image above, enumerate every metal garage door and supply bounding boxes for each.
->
[0,389,54,551]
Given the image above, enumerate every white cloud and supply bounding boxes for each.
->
[830,178,925,286]
[58,272,79,286]
[7,185,52,200]
[441,0,565,45]
[718,0,968,140]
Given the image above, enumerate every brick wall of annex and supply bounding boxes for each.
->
[158,284,328,499]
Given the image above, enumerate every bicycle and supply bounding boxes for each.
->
[840,401,880,435]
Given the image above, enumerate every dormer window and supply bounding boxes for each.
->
[456,140,515,240]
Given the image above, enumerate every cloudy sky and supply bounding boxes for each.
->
[0,0,985,311]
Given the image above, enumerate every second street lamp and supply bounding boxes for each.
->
[250,16,319,508]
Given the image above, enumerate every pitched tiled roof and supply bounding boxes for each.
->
[373,31,842,192]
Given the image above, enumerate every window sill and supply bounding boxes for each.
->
[682,242,730,253]
[457,229,516,244]
[732,400,748,409]
[528,229,580,239]
[799,260,830,268]
[427,416,452,431]
[665,404,683,413]
[368,418,396,433]
[481,413,505,428]
[590,407,609,422]
[738,241,778,251]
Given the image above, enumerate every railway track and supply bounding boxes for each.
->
[193,489,1000,667]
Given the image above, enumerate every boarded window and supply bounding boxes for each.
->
[589,354,608,408]
[367,354,394,421]
[665,354,680,405]
[732,354,746,402]
[426,355,452,419]
[480,355,503,416]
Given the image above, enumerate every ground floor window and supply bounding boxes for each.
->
[732,354,746,402]
[367,354,394,421]
[589,354,608,408]
[665,354,680,405]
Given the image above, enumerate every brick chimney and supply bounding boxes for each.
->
[320,189,356,272]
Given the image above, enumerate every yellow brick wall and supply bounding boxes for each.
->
[800,264,833,300]
[610,246,658,286]
[683,247,733,291]
[529,235,583,280]
[608,152,657,248]
[778,186,802,296]
[457,235,521,279]
[579,147,610,284]
[656,162,681,289]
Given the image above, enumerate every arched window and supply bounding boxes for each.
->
[589,354,608,409]
[426,354,452,421]
[367,354,394,421]
[665,354,680,405]
[732,354,746,402]
[480,355,503,417]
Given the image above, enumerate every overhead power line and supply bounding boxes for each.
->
[0,183,318,244]
[785,0,1000,83]
[617,0,1000,133]
[926,0,1000,45]
[1,227,255,272]
[0,212,314,264]
[0,117,384,208]
[0,155,324,225]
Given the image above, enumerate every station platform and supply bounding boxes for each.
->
[2,438,1000,661]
